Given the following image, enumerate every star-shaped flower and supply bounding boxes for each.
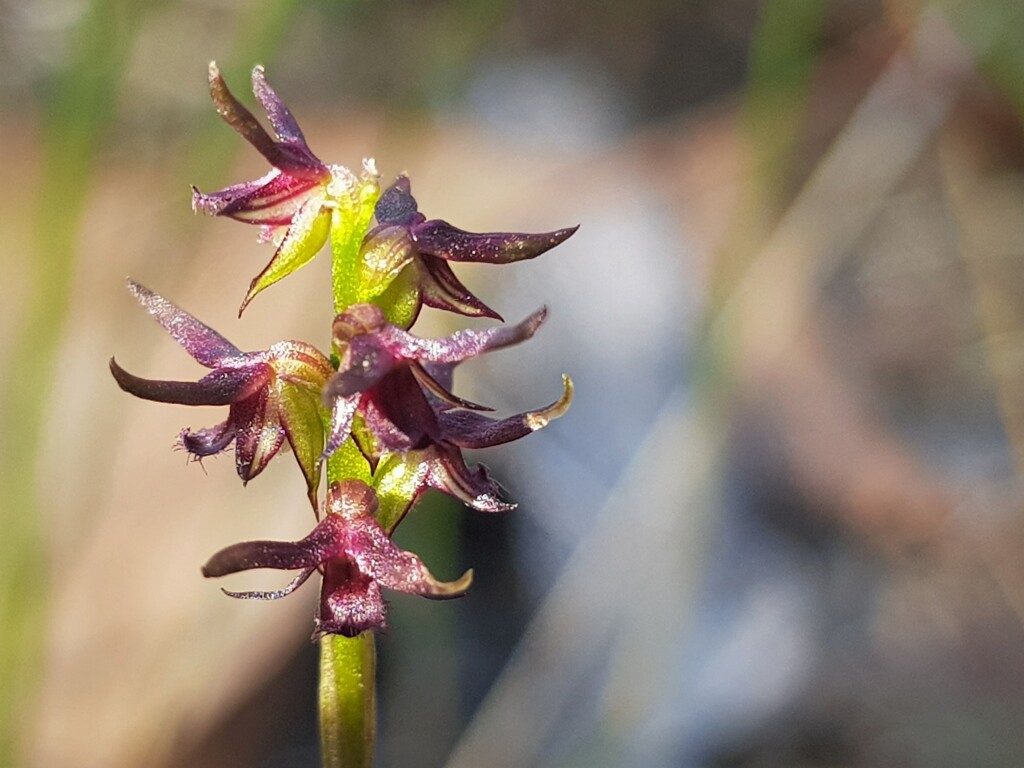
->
[362,175,579,320]
[110,280,331,507]
[202,479,472,638]
[322,302,573,513]
[192,62,379,314]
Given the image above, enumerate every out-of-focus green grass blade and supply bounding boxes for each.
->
[708,0,824,337]
[940,0,1024,118]
[1,0,310,761]
[0,0,155,762]
[742,0,826,205]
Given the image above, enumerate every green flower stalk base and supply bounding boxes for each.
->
[320,633,376,768]
[111,62,577,766]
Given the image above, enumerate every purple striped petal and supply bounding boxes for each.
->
[423,447,515,512]
[409,362,492,411]
[192,170,321,225]
[342,515,472,598]
[418,255,502,319]
[231,386,286,482]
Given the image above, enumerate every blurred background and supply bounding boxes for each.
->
[4,0,1024,766]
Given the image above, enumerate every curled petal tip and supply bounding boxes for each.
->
[431,568,474,599]
[526,374,574,431]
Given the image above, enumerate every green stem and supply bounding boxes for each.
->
[319,632,377,768]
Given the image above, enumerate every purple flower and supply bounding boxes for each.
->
[322,303,573,512]
[364,175,579,320]
[202,479,472,638]
[191,63,379,313]
[110,280,332,507]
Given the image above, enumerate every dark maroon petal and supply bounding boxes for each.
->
[377,306,546,364]
[413,220,578,264]
[324,335,399,399]
[316,559,387,637]
[109,359,267,406]
[358,397,417,454]
[374,175,424,227]
[418,255,502,320]
[180,420,235,457]
[126,280,242,367]
[363,369,441,450]
[440,374,574,449]
[251,65,307,145]
[221,567,317,600]
[202,515,347,577]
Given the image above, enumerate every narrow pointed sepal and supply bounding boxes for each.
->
[126,279,242,367]
[239,198,331,315]
[207,61,326,178]
[414,221,579,264]
[109,358,271,406]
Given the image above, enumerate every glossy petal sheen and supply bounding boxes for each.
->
[376,306,546,364]
[414,220,579,264]
[127,279,242,367]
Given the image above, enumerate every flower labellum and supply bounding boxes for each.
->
[202,480,472,637]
